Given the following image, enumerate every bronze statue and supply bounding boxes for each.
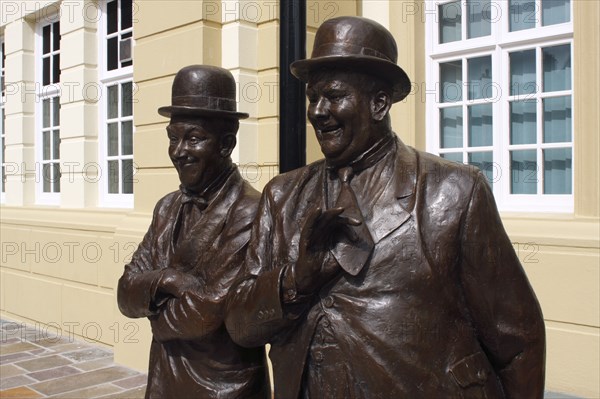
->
[117,65,269,399]
[226,17,545,398]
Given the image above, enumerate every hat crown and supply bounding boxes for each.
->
[171,65,237,112]
[158,65,248,119]
[311,16,398,64]
[172,65,236,101]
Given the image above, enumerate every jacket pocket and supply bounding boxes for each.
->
[448,352,499,399]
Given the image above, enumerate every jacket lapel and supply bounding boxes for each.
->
[366,138,417,244]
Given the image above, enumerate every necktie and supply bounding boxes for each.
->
[172,193,208,249]
[330,167,375,276]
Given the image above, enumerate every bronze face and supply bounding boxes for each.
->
[167,118,230,193]
[307,71,382,167]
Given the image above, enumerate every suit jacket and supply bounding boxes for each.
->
[226,138,545,399]
[117,167,269,399]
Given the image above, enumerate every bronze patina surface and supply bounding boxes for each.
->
[117,65,269,399]
[226,17,545,399]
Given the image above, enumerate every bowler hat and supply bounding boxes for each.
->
[158,65,249,119]
[291,16,411,102]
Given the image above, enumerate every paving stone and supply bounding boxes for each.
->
[47,383,123,398]
[74,357,114,372]
[15,354,73,372]
[27,348,51,356]
[0,352,36,364]
[45,343,87,353]
[0,338,21,345]
[31,366,138,396]
[0,342,39,355]
[27,365,81,381]
[0,374,37,390]
[0,386,43,398]
[62,347,112,362]
[0,364,27,378]
[29,336,72,348]
[97,385,146,399]
[113,374,147,389]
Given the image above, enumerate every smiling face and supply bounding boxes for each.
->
[167,117,235,193]
[307,70,388,167]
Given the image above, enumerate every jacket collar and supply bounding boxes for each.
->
[366,136,417,243]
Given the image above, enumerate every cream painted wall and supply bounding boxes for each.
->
[1,0,599,396]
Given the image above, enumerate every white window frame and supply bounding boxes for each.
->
[425,0,574,213]
[36,16,61,205]
[98,0,134,208]
[1,37,6,202]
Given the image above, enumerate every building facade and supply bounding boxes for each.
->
[1,1,598,396]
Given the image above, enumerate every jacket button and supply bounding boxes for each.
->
[313,351,324,363]
[322,296,334,308]
[286,289,296,300]
[476,369,486,382]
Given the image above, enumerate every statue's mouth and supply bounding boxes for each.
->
[317,125,342,139]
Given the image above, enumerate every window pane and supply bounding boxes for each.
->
[543,44,571,92]
[52,130,60,160]
[439,1,462,44]
[107,85,119,119]
[52,22,60,51]
[468,151,494,186]
[440,107,463,148]
[468,104,492,147]
[543,148,572,194]
[43,25,51,54]
[510,50,536,96]
[108,160,119,193]
[52,54,60,84]
[43,131,51,160]
[511,149,537,194]
[543,0,570,26]
[468,56,492,100]
[43,163,51,192]
[122,159,133,194]
[122,0,133,30]
[53,99,60,127]
[107,37,118,71]
[543,96,572,143]
[43,57,50,86]
[509,0,537,32]
[440,61,462,103]
[52,162,60,192]
[510,100,537,144]
[441,152,463,163]
[107,0,118,34]
[121,121,133,155]
[43,99,51,128]
[108,123,119,156]
[121,82,133,117]
[467,0,491,39]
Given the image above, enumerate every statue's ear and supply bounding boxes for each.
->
[220,134,236,157]
[371,91,392,122]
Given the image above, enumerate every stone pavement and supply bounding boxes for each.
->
[0,319,146,398]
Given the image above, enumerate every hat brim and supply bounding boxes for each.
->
[158,106,249,120]
[290,55,411,103]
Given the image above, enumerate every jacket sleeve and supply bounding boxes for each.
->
[225,187,302,348]
[150,292,223,342]
[459,172,545,399]
[117,202,165,318]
